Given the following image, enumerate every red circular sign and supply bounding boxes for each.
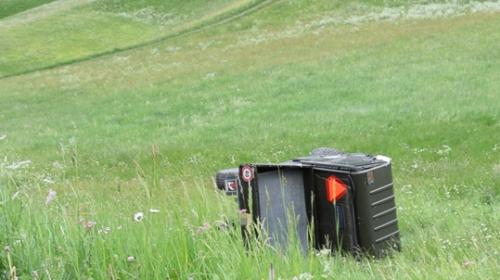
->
[241,165,254,182]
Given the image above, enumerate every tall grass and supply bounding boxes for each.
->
[0,154,316,279]
[1,154,498,279]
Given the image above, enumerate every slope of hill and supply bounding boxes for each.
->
[0,0,269,77]
[0,0,56,19]
[0,0,499,279]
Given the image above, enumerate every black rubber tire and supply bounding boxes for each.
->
[310,147,342,157]
[215,168,239,191]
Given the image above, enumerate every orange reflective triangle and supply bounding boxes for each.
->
[325,176,347,203]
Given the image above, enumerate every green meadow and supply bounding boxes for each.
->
[0,0,499,279]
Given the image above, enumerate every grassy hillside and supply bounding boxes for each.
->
[0,0,55,19]
[0,0,499,279]
[0,0,260,77]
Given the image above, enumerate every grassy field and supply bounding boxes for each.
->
[0,0,55,19]
[0,0,499,279]
[0,0,263,77]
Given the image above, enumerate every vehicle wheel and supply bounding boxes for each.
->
[215,168,239,191]
[310,147,342,157]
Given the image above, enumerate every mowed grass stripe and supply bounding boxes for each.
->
[0,0,56,19]
[0,0,274,80]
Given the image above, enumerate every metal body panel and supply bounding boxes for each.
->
[313,171,359,253]
[256,169,309,252]
[350,164,401,257]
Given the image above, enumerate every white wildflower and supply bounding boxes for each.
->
[127,256,136,262]
[0,134,6,140]
[196,223,211,234]
[45,189,57,205]
[292,272,313,280]
[133,212,144,222]
[151,48,160,56]
[204,72,217,79]
[43,177,55,184]
[229,1,500,51]
[149,208,160,213]
[166,46,181,53]
[98,226,111,234]
[436,145,452,155]
[315,248,330,257]
[83,221,96,231]
[6,160,32,170]
[52,161,64,170]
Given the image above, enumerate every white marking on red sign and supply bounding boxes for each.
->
[241,165,254,182]
[225,179,237,192]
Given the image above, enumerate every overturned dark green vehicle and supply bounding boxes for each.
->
[215,148,401,257]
